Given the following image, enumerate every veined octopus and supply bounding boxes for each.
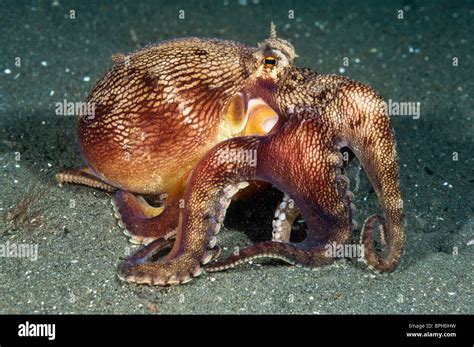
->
[57,24,404,286]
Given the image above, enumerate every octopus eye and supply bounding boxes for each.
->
[264,57,276,67]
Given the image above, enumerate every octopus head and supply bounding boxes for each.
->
[253,22,297,83]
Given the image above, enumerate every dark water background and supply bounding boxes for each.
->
[0,0,472,314]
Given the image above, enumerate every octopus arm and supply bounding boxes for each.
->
[118,137,261,285]
[321,80,404,272]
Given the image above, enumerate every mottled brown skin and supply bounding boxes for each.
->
[78,39,258,194]
[119,73,404,285]
[57,27,404,286]
[57,28,302,244]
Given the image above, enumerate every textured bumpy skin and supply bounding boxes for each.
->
[57,27,304,243]
[56,26,404,286]
[78,38,257,194]
[119,73,405,286]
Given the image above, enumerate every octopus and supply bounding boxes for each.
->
[57,24,404,286]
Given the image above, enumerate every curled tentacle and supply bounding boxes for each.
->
[111,190,178,244]
[205,78,404,274]
[207,177,352,272]
[111,173,187,244]
[119,75,404,284]
[206,114,355,272]
[321,80,404,272]
[118,137,261,285]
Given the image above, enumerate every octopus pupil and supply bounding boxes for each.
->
[265,58,276,65]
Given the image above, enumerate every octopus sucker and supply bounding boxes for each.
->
[272,193,300,242]
[206,250,299,273]
[201,252,214,266]
[58,23,403,286]
[208,236,217,248]
[119,177,250,285]
[127,72,403,285]
[58,24,303,252]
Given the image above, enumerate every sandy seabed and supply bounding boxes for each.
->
[0,0,472,314]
